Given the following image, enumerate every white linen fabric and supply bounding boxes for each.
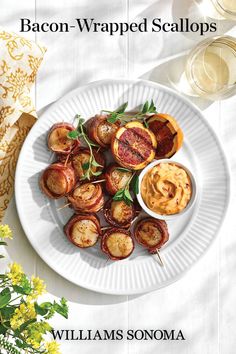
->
[1,0,236,353]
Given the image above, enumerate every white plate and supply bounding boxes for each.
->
[15,79,230,295]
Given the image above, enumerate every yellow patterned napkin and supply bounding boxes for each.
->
[0,29,46,220]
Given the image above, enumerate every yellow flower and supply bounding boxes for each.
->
[24,321,52,349]
[7,262,24,285]
[10,302,36,330]
[26,337,41,349]
[26,276,46,301]
[32,276,46,296]
[0,224,12,239]
[45,341,61,354]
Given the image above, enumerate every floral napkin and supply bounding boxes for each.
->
[0,29,46,220]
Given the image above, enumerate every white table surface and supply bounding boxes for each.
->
[1,1,236,353]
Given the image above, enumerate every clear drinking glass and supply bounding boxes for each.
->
[210,0,236,20]
[185,36,236,100]
[199,0,236,20]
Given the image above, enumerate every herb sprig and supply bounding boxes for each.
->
[68,115,103,180]
[113,168,139,206]
[103,99,157,127]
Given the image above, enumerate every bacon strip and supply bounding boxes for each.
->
[134,218,169,254]
[101,227,134,260]
[64,214,101,248]
[40,162,75,199]
[104,198,135,228]
[87,114,119,148]
[47,122,80,155]
[68,182,104,213]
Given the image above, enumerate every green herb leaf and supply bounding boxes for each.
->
[12,285,30,295]
[91,170,102,176]
[0,323,8,335]
[131,175,139,195]
[142,101,149,114]
[91,159,103,167]
[67,130,80,140]
[82,162,90,170]
[149,99,157,113]
[124,189,133,203]
[40,302,53,310]
[0,241,7,246]
[34,302,48,316]
[53,297,68,319]
[15,339,28,349]
[78,118,85,125]
[116,101,128,114]
[0,288,11,308]
[19,318,37,332]
[143,120,149,128]
[107,113,118,124]
[81,170,90,180]
[113,190,124,201]
[0,306,15,320]
[141,100,157,115]
[113,189,124,197]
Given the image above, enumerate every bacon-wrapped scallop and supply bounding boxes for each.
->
[111,121,157,170]
[71,147,105,180]
[105,164,132,195]
[104,199,135,229]
[87,114,120,148]
[47,122,80,155]
[64,214,101,248]
[40,162,75,199]
[134,218,169,254]
[67,182,104,213]
[147,113,183,159]
[101,228,134,260]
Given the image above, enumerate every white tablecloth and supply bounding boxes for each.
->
[1,0,236,353]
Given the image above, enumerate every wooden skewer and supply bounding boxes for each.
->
[154,249,164,267]
[127,216,139,231]
[101,226,111,231]
[63,154,70,167]
[91,179,106,184]
[57,202,71,211]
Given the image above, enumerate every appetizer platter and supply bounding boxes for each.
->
[15,80,230,294]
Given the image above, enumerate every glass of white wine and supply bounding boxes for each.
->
[185,36,236,100]
[199,0,236,20]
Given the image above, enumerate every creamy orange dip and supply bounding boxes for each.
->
[141,163,192,215]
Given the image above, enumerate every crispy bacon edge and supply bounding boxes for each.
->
[40,162,76,199]
[101,227,134,261]
[134,218,169,254]
[47,122,80,155]
[64,213,101,248]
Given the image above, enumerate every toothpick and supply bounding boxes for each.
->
[92,179,106,184]
[154,249,164,267]
[63,154,70,167]
[127,216,139,231]
[57,202,71,211]
[101,226,111,231]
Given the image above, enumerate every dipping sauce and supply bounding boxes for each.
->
[141,162,192,215]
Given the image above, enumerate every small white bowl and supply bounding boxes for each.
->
[137,159,198,221]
